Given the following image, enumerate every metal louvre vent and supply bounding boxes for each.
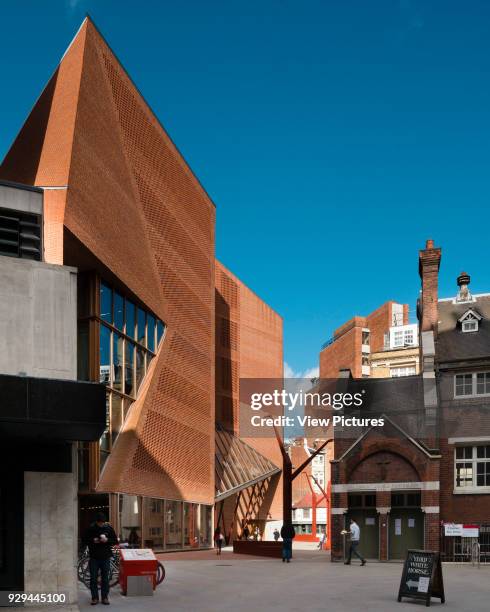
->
[0,207,42,260]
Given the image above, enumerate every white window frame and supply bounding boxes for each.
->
[454,444,490,493]
[454,372,490,398]
[462,319,478,333]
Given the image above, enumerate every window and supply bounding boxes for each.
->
[362,331,370,345]
[362,356,369,366]
[95,279,166,472]
[455,373,490,397]
[455,445,490,489]
[462,320,478,333]
[391,366,416,377]
[459,309,481,333]
[404,329,414,345]
[393,330,404,347]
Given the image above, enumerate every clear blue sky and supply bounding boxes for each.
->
[1,1,490,374]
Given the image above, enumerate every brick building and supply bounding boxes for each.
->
[329,240,490,562]
[0,15,284,579]
[215,262,284,542]
[320,301,418,379]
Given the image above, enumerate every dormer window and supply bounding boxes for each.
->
[458,309,482,333]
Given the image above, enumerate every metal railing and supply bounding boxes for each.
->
[440,524,490,564]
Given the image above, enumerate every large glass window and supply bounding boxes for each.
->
[119,494,141,548]
[94,279,165,472]
[142,498,164,550]
[455,372,490,397]
[183,503,199,548]
[100,282,112,323]
[165,501,183,550]
[455,445,490,489]
[200,505,212,547]
[114,291,124,331]
[100,325,111,385]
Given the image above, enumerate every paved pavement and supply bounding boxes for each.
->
[78,544,490,611]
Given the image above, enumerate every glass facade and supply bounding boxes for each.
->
[97,280,165,473]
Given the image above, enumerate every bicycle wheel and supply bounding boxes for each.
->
[109,553,120,587]
[77,555,91,589]
[156,561,165,585]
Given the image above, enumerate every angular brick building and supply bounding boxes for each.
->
[215,262,284,541]
[0,17,283,557]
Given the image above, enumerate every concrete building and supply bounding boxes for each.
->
[0,16,284,565]
[0,181,105,598]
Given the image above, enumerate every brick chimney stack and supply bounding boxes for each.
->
[418,239,441,333]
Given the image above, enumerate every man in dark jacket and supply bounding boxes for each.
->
[280,521,296,563]
[82,512,118,605]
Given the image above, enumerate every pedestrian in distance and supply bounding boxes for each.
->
[214,526,224,555]
[343,519,366,566]
[318,529,326,550]
[273,528,280,542]
[280,521,296,563]
[82,511,118,606]
[242,524,250,540]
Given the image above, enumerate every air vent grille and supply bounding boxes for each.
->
[0,208,41,261]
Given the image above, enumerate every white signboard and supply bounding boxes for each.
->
[462,525,479,538]
[120,548,157,561]
[365,517,375,526]
[395,518,402,536]
[418,576,430,593]
[444,523,463,536]
[408,518,415,528]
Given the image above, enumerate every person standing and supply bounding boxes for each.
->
[280,521,296,563]
[344,519,366,565]
[242,524,250,540]
[214,526,224,555]
[318,529,326,550]
[273,528,280,542]
[82,512,118,606]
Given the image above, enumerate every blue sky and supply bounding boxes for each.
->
[1,1,490,375]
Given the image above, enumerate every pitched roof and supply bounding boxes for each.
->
[437,295,490,363]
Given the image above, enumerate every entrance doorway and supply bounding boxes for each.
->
[388,491,423,560]
[347,493,379,560]
[0,470,23,590]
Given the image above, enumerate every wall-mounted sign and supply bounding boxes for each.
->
[397,550,445,607]
[444,523,463,537]
[462,525,479,538]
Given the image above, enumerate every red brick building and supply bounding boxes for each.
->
[329,240,490,562]
[320,301,410,378]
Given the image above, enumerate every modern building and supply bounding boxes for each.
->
[215,261,284,542]
[0,181,105,598]
[0,16,284,567]
[328,240,490,563]
[320,301,418,379]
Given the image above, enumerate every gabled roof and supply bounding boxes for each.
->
[458,308,482,322]
[293,492,327,509]
[437,295,490,363]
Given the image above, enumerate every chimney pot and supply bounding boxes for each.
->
[426,239,434,249]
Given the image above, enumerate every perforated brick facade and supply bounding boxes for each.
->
[1,18,215,505]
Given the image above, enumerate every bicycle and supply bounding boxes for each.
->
[78,545,165,589]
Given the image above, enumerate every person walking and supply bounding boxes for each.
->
[318,529,326,550]
[82,512,118,606]
[273,528,280,542]
[280,521,296,563]
[344,519,366,565]
[214,526,224,555]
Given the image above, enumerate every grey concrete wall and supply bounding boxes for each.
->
[0,256,77,380]
[0,183,43,215]
[24,470,78,604]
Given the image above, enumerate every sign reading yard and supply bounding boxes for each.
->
[397,550,445,607]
